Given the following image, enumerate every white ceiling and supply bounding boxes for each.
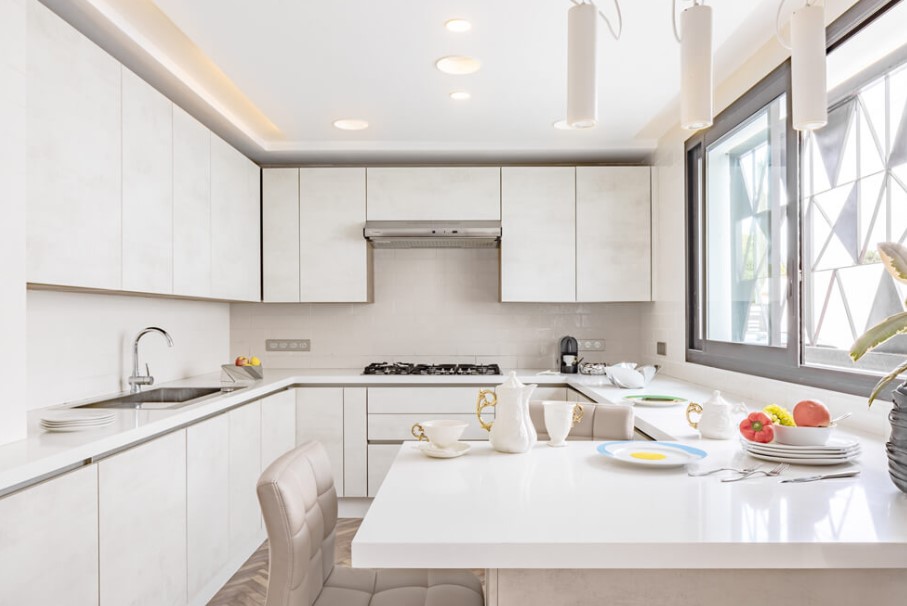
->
[144,0,779,164]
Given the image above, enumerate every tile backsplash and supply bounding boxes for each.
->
[231,249,645,370]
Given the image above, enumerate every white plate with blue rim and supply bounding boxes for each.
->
[596,441,708,468]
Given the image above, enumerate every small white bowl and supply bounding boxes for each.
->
[773,423,835,446]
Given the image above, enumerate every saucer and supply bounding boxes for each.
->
[419,441,471,459]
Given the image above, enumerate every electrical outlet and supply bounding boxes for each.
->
[266,339,311,352]
[578,339,606,352]
[656,341,667,356]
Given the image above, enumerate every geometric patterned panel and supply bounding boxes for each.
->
[803,60,907,353]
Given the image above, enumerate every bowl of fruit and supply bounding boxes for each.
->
[222,355,263,380]
[767,400,835,446]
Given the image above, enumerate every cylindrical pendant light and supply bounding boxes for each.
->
[680,3,713,130]
[567,2,598,129]
[791,3,827,130]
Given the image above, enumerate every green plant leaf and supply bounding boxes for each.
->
[868,359,907,406]
[850,311,907,361]
[879,242,907,284]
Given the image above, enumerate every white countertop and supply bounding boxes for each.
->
[353,437,907,570]
[0,369,567,495]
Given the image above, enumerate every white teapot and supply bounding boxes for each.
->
[476,372,537,453]
[685,390,746,439]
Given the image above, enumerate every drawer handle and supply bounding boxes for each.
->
[476,389,497,432]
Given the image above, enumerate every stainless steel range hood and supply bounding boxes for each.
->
[363,220,501,249]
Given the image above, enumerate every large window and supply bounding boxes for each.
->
[687,0,907,398]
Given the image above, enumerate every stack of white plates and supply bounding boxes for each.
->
[40,410,115,432]
[741,438,861,465]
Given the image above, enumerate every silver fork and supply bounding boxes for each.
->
[687,466,761,477]
[721,463,789,482]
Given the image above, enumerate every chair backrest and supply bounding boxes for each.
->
[257,441,339,606]
[529,401,634,441]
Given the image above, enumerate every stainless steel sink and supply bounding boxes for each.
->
[74,386,245,410]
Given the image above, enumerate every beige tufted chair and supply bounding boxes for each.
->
[529,401,635,441]
[257,441,485,606]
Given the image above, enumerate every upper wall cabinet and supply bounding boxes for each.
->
[25,2,260,302]
[26,0,122,290]
[121,68,173,295]
[172,106,212,298]
[210,135,261,302]
[576,167,652,302]
[262,168,371,303]
[500,167,576,302]
[366,167,501,221]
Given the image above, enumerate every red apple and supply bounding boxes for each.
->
[793,400,831,427]
[234,356,249,367]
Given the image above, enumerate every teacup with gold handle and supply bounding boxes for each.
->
[410,419,467,451]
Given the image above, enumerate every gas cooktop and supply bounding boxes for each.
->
[363,362,502,376]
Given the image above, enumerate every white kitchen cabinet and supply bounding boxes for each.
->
[501,167,576,302]
[367,444,401,497]
[211,134,260,302]
[343,387,368,497]
[300,167,371,302]
[122,67,173,294]
[228,401,263,553]
[173,105,212,298]
[367,386,493,414]
[262,168,300,302]
[531,386,569,401]
[26,0,122,290]
[99,429,187,606]
[0,466,99,606]
[263,168,371,303]
[366,167,501,220]
[576,166,652,301]
[187,414,230,605]
[296,387,345,495]
[567,387,595,403]
[262,390,297,469]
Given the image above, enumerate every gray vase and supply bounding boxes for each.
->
[889,385,907,493]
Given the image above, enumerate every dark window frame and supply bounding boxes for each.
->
[685,0,905,400]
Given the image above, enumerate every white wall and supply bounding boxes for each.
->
[232,249,644,370]
[0,0,27,444]
[640,0,892,437]
[27,291,230,409]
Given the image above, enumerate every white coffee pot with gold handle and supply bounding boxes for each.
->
[476,371,537,453]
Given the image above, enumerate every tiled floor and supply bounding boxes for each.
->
[207,518,362,605]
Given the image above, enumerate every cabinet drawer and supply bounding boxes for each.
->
[368,413,491,441]
[532,386,568,401]
[368,387,491,414]
[367,444,401,497]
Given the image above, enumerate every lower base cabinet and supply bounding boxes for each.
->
[187,414,230,604]
[262,389,297,469]
[567,387,595,403]
[297,387,345,495]
[0,466,99,606]
[99,429,188,606]
[229,400,263,554]
[367,444,402,497]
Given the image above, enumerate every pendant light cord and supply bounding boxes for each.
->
[570,0,622,40]
[776,0,821,50]
[673,0,705,43]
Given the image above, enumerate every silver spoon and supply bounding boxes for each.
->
[830,412,852,424]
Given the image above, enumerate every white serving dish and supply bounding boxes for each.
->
[773,423,835,447]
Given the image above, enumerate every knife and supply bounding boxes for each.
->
[780,470,861,483]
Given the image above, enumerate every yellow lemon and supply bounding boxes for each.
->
[249,356,261,366]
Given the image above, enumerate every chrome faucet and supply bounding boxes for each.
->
[128,327,174,393]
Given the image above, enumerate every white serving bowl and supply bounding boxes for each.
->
[773,423,835,446]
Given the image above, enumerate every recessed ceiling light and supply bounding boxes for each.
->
[445,19,472,33]
[450,91,471,101]
[333,119,369,131]
[435,56,482,75]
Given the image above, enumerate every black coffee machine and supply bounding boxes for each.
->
[559,336,578,374]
